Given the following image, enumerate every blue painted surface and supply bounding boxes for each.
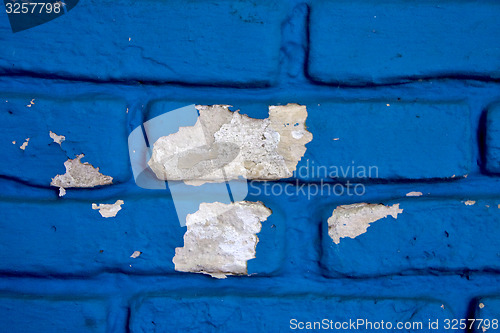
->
[130,296,454,332]
[321,198,500,277]
[0,95,130,185]
[473,298,500,333]
[0,0,285,86]
[0,0,499,332]
[303,101,471,180]
[486,103,500,174]
[0,295,107,333]
[308,0,500,85]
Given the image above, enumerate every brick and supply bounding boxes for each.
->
[130,295,452,332]
[321,198,500,277]
[486,103,500,174]
[301,101,471,180]
[308,0,500,85]
[473,297,500,333]
[0,0,285,86]
[141,100,469,181]
[0,295,107,333]
[0,196,283,276]
[0,94,130,186]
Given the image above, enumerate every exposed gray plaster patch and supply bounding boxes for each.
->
[19,138,29,150]
[50,154,113,189]
[92,200,124,218]
[49,131,65,145]
[58,187,66,197]
[406,191,423,197]
[148,104,312,185]
[173,201,272,279]
[328,203,403,244]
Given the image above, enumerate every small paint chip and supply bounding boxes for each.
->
[92,200,124,218]
[464,200,476,206]
[19,138,29,150]
[406,191,423,197]
[479,303,485,309]
[58,187,66,197]
[26,99,35,107]
[328,203,403,244]
[130,251,142,258]
[49,131,65,145]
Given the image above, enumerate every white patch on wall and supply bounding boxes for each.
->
[173,201,272,279]
[50,154,113,192]
[49,131,66,145]
[130,251,142,258]
[406,191,423,197]
[464,200,476,206]
[92,200,124,218]
[328,203,403,244]
[148,104,312,185]
[19,138,30,150]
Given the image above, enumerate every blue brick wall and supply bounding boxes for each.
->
[1,0,500,332]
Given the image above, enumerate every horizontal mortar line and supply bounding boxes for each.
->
[0,71,272,89]
[2,176,500,200]
[1,71,499,89]
[307,74,500,89]
[0,270,499,294]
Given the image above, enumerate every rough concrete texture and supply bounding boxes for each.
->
[328,203,403,244]
[173,201,272,279]
[92,200,124,218]
[50,154,113,191]
[148,104,312,185]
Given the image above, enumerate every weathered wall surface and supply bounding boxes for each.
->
[1,0,500,332]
